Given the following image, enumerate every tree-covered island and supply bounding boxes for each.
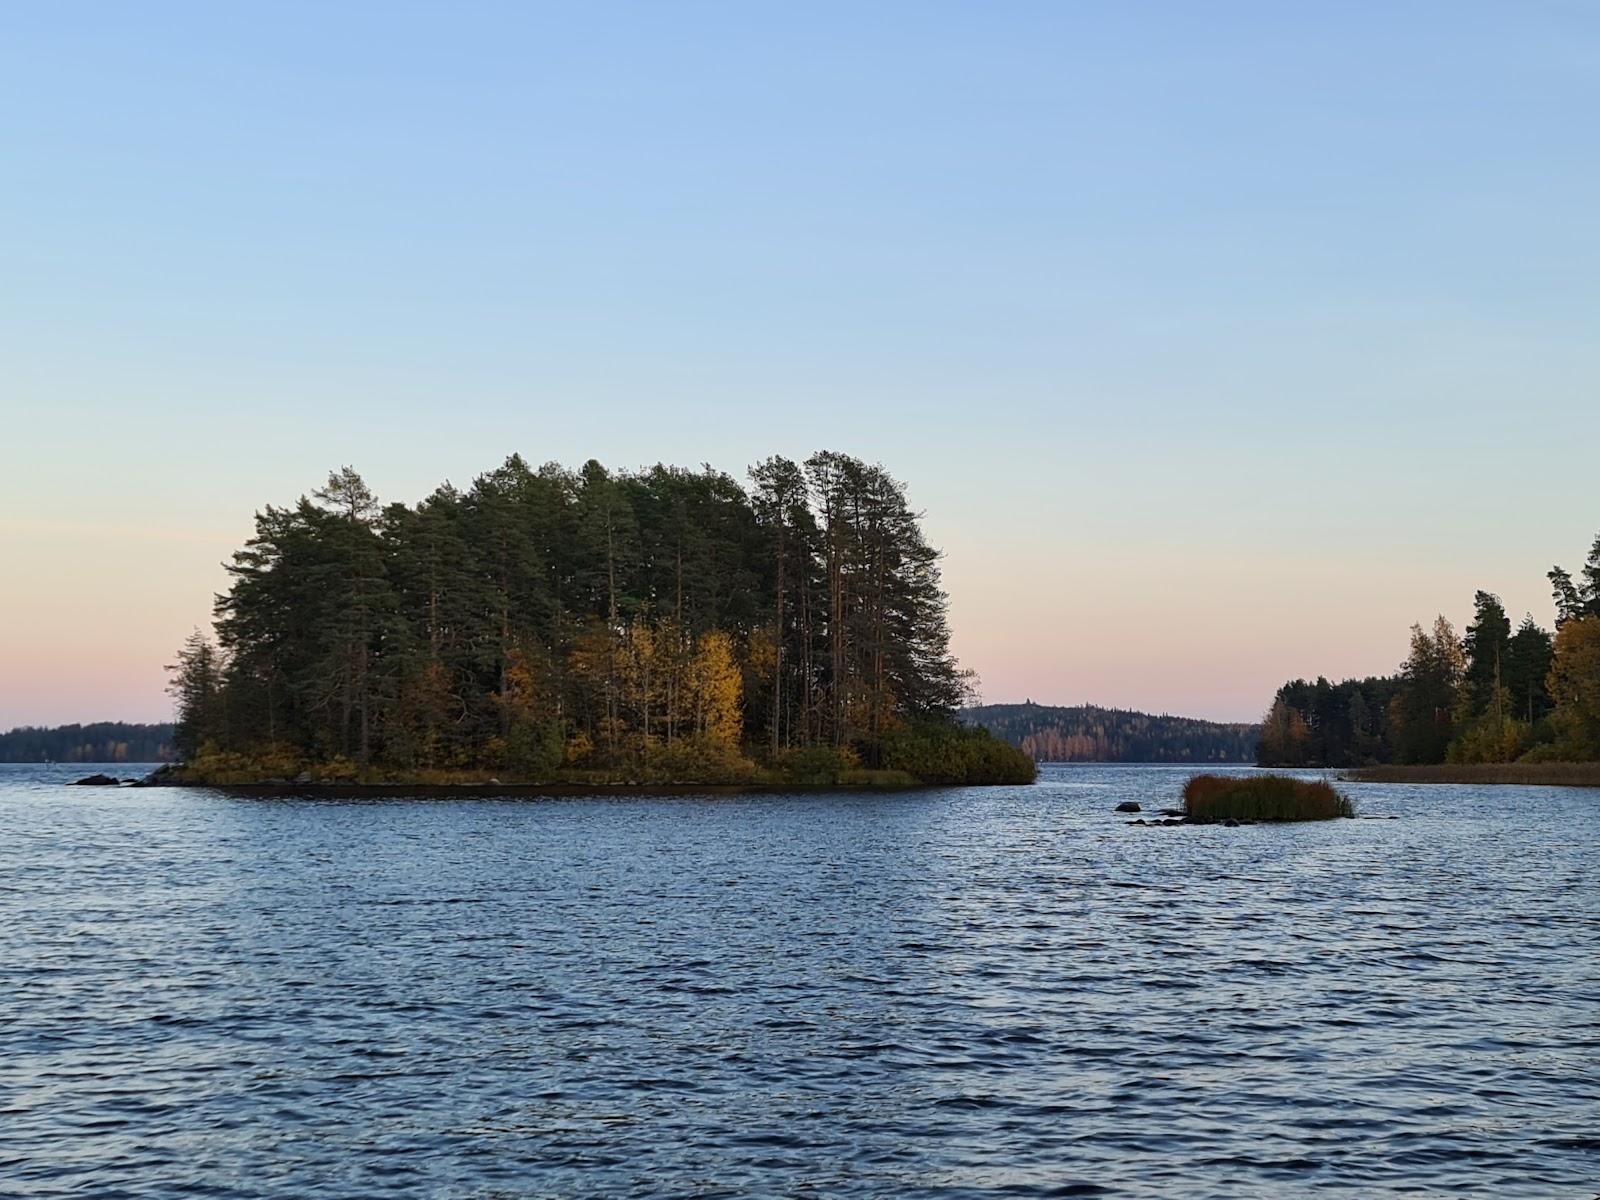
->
[167,453,1035,789]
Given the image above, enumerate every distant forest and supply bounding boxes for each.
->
[963,703,1259,763]
[1260,531,1600,766]
[0,723,175,763]
[166,454,1033,786]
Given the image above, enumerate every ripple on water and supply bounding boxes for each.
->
[0,761,1596,1198]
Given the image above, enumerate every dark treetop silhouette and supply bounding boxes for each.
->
[1259,531,1600,767]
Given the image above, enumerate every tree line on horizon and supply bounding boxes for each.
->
[1259,532,1600,766]
[962,703,1258,763]
[167,453,1033,785]
[0,722,175,764]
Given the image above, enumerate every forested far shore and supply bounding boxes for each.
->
[167,453,1035,788]
[0,723,175,763]
[1260,531,1600,767]
[962,703,1258,762]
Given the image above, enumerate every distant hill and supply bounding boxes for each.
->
[0,722,176,763]
[962,703,1259,763]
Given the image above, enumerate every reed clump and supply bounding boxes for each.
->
[1182,773,1354,823]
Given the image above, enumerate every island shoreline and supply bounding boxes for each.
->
[135,777,953,797]
[1343,763,1600,788]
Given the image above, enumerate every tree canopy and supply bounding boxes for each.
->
[169,452,1031,785]
[0,723,175,763]
[1259,529,1600,766]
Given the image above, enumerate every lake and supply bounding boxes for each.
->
[2,761,1595,1197]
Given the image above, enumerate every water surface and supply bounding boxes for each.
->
[2,762,1596,1197]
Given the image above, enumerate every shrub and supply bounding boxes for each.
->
[1447,715,1533,764]
[316,756,359,783]
[184,741,305,784]
[562,731,595,766]
[651,735,757,785]
[1518,737,1594,764]
[1182,773,1353,822]
[879,723,1037,785]
[776,745,860,785]
[479,736,509,768]
[504,719,563,778]
[837,768,921,788]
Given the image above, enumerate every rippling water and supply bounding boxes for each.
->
[2,762,1597,1197]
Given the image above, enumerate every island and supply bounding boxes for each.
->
[164,452,1036,790]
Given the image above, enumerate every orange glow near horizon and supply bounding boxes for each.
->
[2,2,1597,732]
[1,505,1574,730]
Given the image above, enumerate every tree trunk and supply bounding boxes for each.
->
[772,515,785,758]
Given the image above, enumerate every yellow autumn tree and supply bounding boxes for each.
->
[1257,697,1312,765]
[689,630,743,746]
[650,628,753,782]
[617,621,671,758]
[1546,616,1600,759]
[497,643,539,727]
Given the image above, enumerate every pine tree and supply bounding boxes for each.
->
[1506,615,1554,724]
[166,630,224,759]
[1550,567,1584,627]
[1462,591,1512,722]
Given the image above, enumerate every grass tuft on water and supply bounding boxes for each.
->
[1183,774,1354,823]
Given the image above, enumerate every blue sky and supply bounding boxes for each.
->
[2,2,1597,725]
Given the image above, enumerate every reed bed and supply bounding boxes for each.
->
[1183,773,1354,823]
[1345,763,1600,788]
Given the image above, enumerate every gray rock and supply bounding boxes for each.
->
[1115,801,1141,813]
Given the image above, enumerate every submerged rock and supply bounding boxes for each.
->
[132,765,181,787]
[1127,818,1148,826]
[73,773,119,786]
[1115,801,1141,813]
[1223,818,1240,827]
